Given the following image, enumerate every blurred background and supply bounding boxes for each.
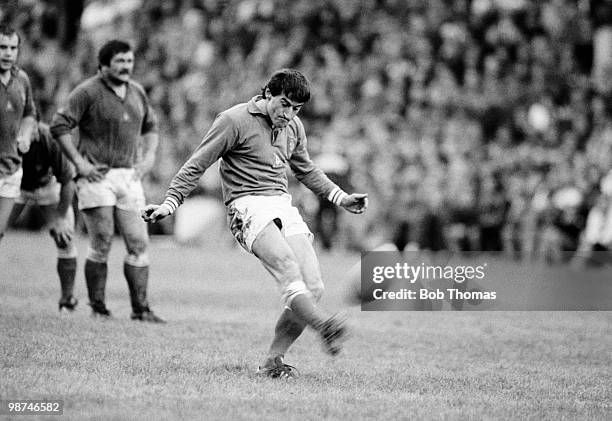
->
[3,0,612,263]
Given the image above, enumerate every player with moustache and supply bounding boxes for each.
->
[142,69,368,377]
[51,40,164,322]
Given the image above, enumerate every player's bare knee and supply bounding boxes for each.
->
[57,243,77,259]
[125,252,150,267]
[90,231,112,254]
[87,235,112,262]
[87,245,109,263]
[282,280,310,307]
[126,239,147,258]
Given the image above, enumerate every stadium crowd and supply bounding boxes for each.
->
[5,0,612,261]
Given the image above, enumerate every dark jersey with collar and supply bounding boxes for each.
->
[50,73,158,169]
[0,67,36,176]
[20,123,75,192]
[165,95,341,206]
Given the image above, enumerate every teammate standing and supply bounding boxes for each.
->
[143,69,368,376]
[12,121,78,311]
[0,25,37,244]
[51,40,164,322]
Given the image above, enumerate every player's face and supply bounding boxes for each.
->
[265,90,304,128]
[0,33,19,73]
[104,50,134,84]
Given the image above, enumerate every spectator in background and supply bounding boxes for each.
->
[313,143,350,250]
[5,0,612,260]
[478,171,510,252]
[573,169,612,266]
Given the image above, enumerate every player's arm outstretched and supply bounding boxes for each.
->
[142,113,237,224]
[288,119,368,215]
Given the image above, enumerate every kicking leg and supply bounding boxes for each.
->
[286,233,347,356]
[253,222,346,363]
[253,222,329,328]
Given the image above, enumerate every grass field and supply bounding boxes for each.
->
[1,231,611,420]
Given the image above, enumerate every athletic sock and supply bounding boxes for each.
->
[85,259,107,308]
[288,294,328,331]
[266,308,307,360]
[57,257,77,300]
[123,263,149,314]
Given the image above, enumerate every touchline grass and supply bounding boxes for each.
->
[1,231,610,420]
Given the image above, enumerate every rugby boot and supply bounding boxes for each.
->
[58,295,78,312]
[257,355,299,379]
[130,307,165,323]
[90,302,112,318]
[318,313,350,356]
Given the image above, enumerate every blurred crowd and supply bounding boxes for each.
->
[5,0,612,260]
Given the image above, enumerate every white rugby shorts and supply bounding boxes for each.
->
[227,193,312,253]
[76,168,145,212]
[17,177,61,206]
[0,168,23,199]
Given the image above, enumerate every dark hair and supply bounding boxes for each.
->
[0,24,19,45]
[98,40,132,68]
[261,69,310,103]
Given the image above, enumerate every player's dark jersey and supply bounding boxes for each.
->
[20,123,75,192]
[0,66,36,176]
[50,73,158,169]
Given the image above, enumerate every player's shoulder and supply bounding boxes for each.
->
[128,79,148,97]
[223,102,249,118]
[12,66,32,84]
[70,75,99,97]
[218,102,250,126]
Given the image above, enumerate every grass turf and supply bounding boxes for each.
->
[1,231,610,420]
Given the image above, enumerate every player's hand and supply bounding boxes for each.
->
[341,193,368,214]
[141,204,170,223]
[17,136,31,154]
[49,219,74,249]
[77,161,105,182]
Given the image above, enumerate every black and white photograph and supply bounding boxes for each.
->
[1,0,611,419]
